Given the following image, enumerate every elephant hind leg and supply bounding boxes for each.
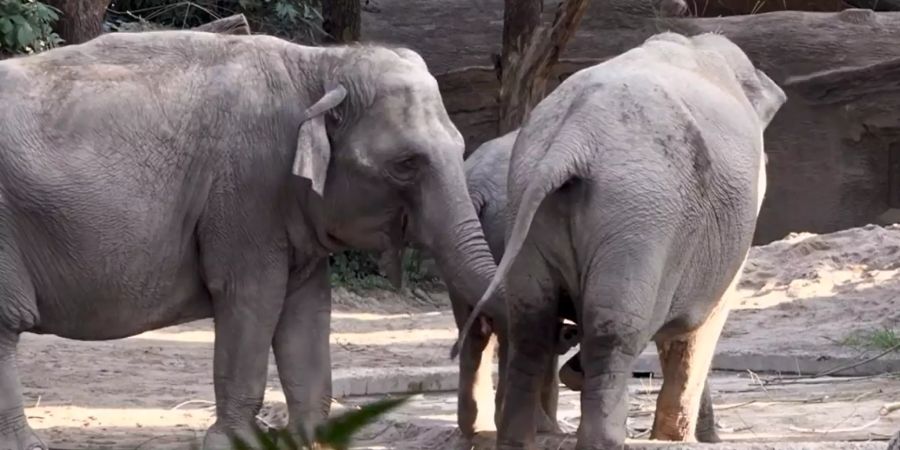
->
[496,244,559,449]
[696,380,721,443]
[575,266,657,450]
[651,301,730,442]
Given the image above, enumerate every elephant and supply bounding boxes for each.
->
[458,31,786,449]
[0,29,503,450]
[465,129,721,443]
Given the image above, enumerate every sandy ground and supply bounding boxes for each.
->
[15,224,900,449]
[346,372,900,449]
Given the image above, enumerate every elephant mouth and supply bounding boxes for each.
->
[319,210,409,254]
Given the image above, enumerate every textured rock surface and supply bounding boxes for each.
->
[362,2,900,243]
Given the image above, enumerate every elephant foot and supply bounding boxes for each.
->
[696,428,722,443]
[467,430,497,450]
[0,411,47,450]
[536,411,562,435]
[558,354,583,391]
[202,421,272,450]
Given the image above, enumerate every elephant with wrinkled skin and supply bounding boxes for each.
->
[0,31,503,450]
[458,32,786,449]
[465,129,721,443]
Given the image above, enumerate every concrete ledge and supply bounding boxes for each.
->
[633,350,900,377]
[332,366,459,398]
[333,347,900,399]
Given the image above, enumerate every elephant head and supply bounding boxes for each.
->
[291,45,501,318]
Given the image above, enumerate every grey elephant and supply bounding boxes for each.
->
[459,32,786,449]
[0,30,503,450]
[465,129,721,443]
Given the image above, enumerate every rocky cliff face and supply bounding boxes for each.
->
[362,3,900,244]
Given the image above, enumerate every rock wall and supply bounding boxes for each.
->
[362,2,900,244]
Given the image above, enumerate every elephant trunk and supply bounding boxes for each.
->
[414,162,505,327]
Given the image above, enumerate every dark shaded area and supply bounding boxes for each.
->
[323,0,361,43]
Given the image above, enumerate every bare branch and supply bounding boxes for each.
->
[498,0,590,134]
[192,14,251,35]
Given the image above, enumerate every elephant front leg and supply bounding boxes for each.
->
[449,296,496,437]
[201,271,288,450]
[273,260,333,439]
[0,332,46,450]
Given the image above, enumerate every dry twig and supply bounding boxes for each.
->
[881,401,900,416]
[171,399,215,410]
[764,343,900,385]
[788,416,881,434]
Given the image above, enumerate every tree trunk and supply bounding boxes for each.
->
[322,0,361,43]
[496,0,541,134]
[45,0,109,45]
[497,0,590,134]
[500,0,542,76]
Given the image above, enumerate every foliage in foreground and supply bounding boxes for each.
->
[229,395,410,450]
[0,0,62,55]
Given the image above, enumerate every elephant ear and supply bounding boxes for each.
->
[292,83,348,196]
[746,69,787,127]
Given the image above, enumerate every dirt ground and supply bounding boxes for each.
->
[15,224,900,449]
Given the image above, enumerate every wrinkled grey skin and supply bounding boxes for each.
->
[465,130,721,443]
[0,31,500,450]
[460,32,786,449]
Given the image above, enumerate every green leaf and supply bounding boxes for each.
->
[8,14,27,26]
[314,396,410,450]
[229,436,254,450]
[35,4,57,21]
[0,18,13,34]
[2,32,15,49]
[16,21,34,47]
[278,428,302,449]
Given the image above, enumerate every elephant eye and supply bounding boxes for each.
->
[389,154,424,183]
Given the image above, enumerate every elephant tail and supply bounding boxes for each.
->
[451,147,580,359]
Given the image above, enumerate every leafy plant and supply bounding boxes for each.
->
[401,248,440,289]
[841,327,900,351]
[329,250,391,292]
[0,0,62,55]
[329,249,441,293]
[230,395,410,450]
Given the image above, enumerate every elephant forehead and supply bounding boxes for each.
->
[376,67,440,97]
[377,88,458,139]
